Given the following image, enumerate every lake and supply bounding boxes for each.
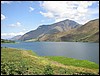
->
[1,42,99,64]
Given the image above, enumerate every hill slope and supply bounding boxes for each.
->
[60,19,99,42]
[19,19,80,41]
[1,47,99,75]
[10,35,22,41]
[39,19,99,42]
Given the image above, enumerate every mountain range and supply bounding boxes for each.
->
[11,19,99,42]
[39,19,99,42]
[18,19,81,41]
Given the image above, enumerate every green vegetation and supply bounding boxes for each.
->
[44,65,54,75]
[1,47,99,75]
[1,39,15,43]
[44,56,99,69]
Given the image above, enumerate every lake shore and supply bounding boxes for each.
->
[1,47,99,75]
[1,42,99,64]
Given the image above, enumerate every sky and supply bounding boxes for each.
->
[1,1,99,39]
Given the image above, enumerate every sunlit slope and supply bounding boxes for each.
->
[39,19,99,42]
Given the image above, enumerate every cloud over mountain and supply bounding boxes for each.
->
[40,1,99,24]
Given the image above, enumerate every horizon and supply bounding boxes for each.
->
[1,1,99,39]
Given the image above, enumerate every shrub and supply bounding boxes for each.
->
[44,65,54,75]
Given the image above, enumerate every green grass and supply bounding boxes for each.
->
[1,47,45,75]
[44,56,99,69]
[1,47,99,75]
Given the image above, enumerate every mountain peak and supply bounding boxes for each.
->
[19,19,80,41]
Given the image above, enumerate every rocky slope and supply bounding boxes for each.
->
[39,19,99,42]
[19,19,80,41]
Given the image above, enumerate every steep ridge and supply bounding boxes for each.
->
[19,19,80,41]
[39,19,99,42]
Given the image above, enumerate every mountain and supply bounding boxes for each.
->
[39,19,99,42]
[19,19,80,41]
[10,35,22,41]
[60,19,99,42]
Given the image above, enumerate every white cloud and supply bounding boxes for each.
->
[29,7,34,12]
[1,14,6,20]
[1,28,29,39]
[40,11,54,18]
[9,22,22,27]
[1,32,25,39]
[16,22,21,26]
[1,1,12,4]
[40,1,99,24]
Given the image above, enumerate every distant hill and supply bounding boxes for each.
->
[18,19,80,41]
[1,39,15,43]
[39,19,99,42]
[10,35,22,41]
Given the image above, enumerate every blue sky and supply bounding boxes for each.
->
[1,1,99,39]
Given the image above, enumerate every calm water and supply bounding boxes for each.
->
[1,42,99,64]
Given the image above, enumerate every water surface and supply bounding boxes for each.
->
[1,42,99,64]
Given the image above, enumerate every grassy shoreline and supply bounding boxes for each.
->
[44,56,99,69]
[1,42,20,44]
[1,39,15,43]
[1,47,99,75]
